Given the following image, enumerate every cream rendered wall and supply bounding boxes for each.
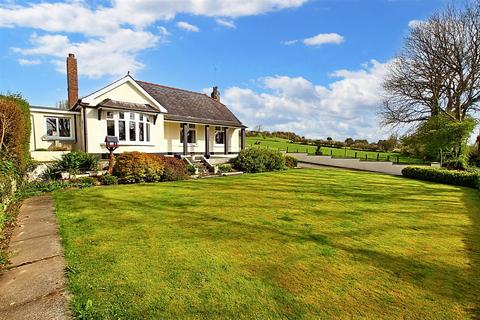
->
[164,121,240,154]
[29,110,81,152]
[83,107,164,154]
[90,82,157,106]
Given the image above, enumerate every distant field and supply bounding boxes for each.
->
[246,136,425,164]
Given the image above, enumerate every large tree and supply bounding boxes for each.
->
[381,1,480,126]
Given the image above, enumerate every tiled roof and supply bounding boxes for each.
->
[137,81,245,128]
[97,99,161,113]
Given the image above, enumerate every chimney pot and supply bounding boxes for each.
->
[211,86,220,102]
[66,54,78,108]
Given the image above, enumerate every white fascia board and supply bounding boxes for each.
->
[30,107,80,115]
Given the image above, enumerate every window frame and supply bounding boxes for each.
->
[44,116,74,140]
[104,110,152,145]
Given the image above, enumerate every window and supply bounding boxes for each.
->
[45,117,72,138]
[180,124,196,144]
[139,122,144,142]
[104,111,150,143]
[215,126,224,144]
[129,121,136,141]
[119,120,126,141]
[107,120,115,136]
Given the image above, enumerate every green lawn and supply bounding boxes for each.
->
[246,135,425,164]
[54,169,480,319]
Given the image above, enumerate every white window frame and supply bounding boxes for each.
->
[104,111,152,145]
[44,116,74,140]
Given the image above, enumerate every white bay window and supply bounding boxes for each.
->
[104,111,151,143]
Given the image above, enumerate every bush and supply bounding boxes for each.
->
[99,174,118,185]
[0,94,31,171]
[233,148,285,173]
[284,155,298,168]
[56,152,98,174]
[161,156,189,181]
[186,164,196,175]
[113,152,164,183]
[442,159,469,171]
[217,163,233,173]
[402,166,479,189]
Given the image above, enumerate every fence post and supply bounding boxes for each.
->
[344,147,347,157]
[287,146,289,153]
[377,153,379,161]
[397,156,399,164]
[387,155,390,162]
[365,154,368,161]
[330,150,333,156]
[355,152,357,159]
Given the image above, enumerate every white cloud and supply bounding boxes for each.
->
[281,40,298,45]
[408,20,425,28]
[176,21,200,32]
[303,33,344,46]
[216,19,236,29]
[0,0,309,78]
[13,30,159,78]
[222,60,392,140]
[17,58,41,66]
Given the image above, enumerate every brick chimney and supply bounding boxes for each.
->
[211,86,220,102]
[66,53,78,108]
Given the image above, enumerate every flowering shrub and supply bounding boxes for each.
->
[161,156,189,181]
[113,152,165,183]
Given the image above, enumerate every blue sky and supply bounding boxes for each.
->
[0,0,457,141]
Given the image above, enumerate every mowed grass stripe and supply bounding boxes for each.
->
[54,168,480,319]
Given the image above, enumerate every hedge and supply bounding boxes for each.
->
[233,148,286,173]
[402,166,479,189]
[0,94,31,240]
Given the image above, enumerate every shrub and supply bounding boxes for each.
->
[99,174,118,185]
[56,152,98,174]
[113,152,165,183]
[75,177,97,188]
[284,155,298,168]
[442,159,468,171]
[233,148,285,173]
[186,164,196,175]
[217,163,233,173]
[402,166,479,189]
[0,94,31,171]
[161,156,189,181]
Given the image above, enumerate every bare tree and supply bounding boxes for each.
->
[381,1,480,126]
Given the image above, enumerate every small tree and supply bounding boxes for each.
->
[403,115,476,163]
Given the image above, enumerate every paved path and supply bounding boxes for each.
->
[0,195,69,320]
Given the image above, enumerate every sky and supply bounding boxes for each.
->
[0,0,461,142]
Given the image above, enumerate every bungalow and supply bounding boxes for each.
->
[30,54,246,161]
